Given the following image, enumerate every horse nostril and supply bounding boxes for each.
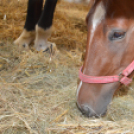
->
[77,103,107,117]
[39,44,42,47]
[23,44,26,48]
[82,106,90,116]
[81,106,96,117]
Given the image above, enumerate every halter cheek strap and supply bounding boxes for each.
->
[79,60,134,86]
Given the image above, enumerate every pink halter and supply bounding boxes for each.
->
[79,60,134,86]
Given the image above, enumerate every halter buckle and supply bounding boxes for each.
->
[120,76,132,86]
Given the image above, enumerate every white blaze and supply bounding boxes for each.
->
[83,2,106,74]
[76,81,82,98]
[77,2,106,97]
[89,2,106,45]
[92,2,105,30]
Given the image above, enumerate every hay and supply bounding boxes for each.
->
[0,0,134,133]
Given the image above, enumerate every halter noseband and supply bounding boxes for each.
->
[79,60,134,86]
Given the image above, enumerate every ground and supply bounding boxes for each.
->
[0,0,134,133]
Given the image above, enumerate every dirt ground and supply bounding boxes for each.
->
[0,0,134,133]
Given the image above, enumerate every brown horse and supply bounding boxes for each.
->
[77,0,134,117]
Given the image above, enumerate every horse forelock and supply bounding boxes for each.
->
[91,0,134,19]
[105,0,134,19]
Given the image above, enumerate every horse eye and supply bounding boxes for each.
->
[110,31,126,40]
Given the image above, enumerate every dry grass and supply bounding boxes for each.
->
[0,0,134,133]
